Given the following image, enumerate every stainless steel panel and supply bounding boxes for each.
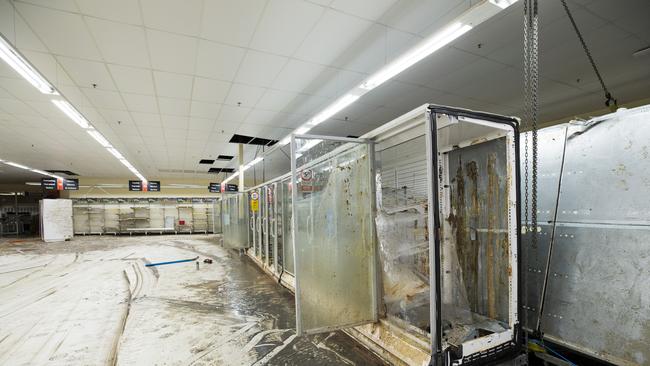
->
[521,106,650,366]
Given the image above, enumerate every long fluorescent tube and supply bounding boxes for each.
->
[107,147,125,160]
[52,100,90,128]
[222,172,239,184]
[1,159,62,179]
[295,126,311,135]
[87,129,111,147]
[359,22,472,91]
[308,94,360,127]
[0,34,58,95]
[243,157,264,171]
[5,161,29,170]
[488,0,518,9]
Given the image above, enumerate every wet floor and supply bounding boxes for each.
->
[0,235,387,365]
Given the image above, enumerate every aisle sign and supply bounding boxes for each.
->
[128,180,142,191]
[129,180,161,192]
[147,181,161,191]
[209,183,221,193]
[224,184,238,192]
[41,178,79,190]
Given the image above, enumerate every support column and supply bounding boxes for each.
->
[238,143,244,191]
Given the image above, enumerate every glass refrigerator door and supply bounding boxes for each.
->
[291,135,378,335]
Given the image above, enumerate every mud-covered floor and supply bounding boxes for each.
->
[0,235,387,365]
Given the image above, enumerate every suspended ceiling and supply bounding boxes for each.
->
[0,0,648,183]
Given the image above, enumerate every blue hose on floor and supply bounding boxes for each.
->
[145,256,199,267]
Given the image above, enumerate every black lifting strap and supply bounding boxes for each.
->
[561,0,618,111]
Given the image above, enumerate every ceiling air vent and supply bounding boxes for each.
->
[199,159,215,164]
[46,170,79,176]
[217,155,233,161]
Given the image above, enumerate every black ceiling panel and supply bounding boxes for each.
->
[229,134,278,146]
[229,134,254,144]
[199,159,215,164]
[208,167,236,174]
[221,168,235,173]
[46,170,78,176]
[217,155,233,160]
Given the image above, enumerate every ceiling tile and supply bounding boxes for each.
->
[196,40,246,81]
[108,64,155,94]
[213,121,239,135]
[130,112,161,127]
[234,50,287,87]
[294,9,371,65]
[140,0,203,36]
[158,97,190,116]
[330,0,399,21]
[249,0,324,56]
[201,0,267,47]
[14,13,48,52]
[161,115,189,129]
[190,101,221,119]
[147,29,198,74]
[123,93,158,113]
[15,2,102,60]
[256,89,300,111]
[76,0,142,25]
[153,71,193,99]
[188,117,215,131]
[219,105,251,122]
[224,83,266,107]
[192,77,231,103]
[82,88,126,109]
[85,17,150,68]
[58,57,116,91]
[272,59,327,93]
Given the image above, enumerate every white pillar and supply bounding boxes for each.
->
[238,143,244,191]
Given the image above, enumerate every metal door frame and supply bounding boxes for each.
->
[425,105,522,365]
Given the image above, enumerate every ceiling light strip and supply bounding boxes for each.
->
[0,34,58,95]
[0,34,147,181]
[0,158,63,180]
[269,0,516,153]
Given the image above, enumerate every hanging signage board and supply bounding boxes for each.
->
[62,178,79,190]
[147,181,161,191]
[209,183,221,193]
[42,178,79,190]
[129,180,160,192]
[41,178,58,190]
[224,184,238,192]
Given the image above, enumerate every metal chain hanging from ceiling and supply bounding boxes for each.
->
[561,0,618,111]
[523,0,539,250]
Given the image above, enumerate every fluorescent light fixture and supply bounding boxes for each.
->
[243,156,264,171]
[1,159,62,179]
[107,147,125,160]
[488,0,518,9]
[52,99,90,128]
[25,182,41,186]
[222,172,239,184]
[0,34,58,95]
[5,161,29,170]
[360,22,472,91]
[279,136,291,146]
[87,129,111,147]
[308,94,360,127]
[295,126,311,135]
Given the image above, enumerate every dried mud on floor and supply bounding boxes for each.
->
[0,235,387,366]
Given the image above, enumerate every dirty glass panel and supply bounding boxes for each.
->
[434,114,517,356]
[282,178,294,273]
[293,137,376,334]
[375,135,430,331]
[222,193,249,249]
